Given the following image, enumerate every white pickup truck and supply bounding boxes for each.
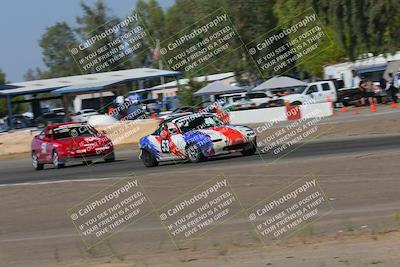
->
[276,81,338,105]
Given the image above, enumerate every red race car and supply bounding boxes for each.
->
[31,122,115,170]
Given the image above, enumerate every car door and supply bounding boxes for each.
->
[306,84,324,103]
[34,130,46,161]
[42,128,55,162]
[159,122,183,160]
[35,128,51,162]
[320,82,337,102]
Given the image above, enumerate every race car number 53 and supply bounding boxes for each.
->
[161,139,170,153]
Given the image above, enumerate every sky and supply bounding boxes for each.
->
[0,0,175,83]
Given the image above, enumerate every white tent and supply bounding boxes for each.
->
[193,81,244,96]
[252,76,306,91]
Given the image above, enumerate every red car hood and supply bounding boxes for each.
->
[55,135,111,149]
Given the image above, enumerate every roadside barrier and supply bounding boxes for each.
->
[285,101,301,121]
[228,102,333,125]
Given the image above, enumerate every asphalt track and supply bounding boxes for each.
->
[0,134,399,185]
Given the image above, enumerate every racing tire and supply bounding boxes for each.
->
[52,150,65,169]
[141,149,158,167]
[104,152,115,162]
[241,142,257,156]
[186,143,205,163]
[32,152,44,170]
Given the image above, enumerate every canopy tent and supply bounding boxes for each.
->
[252,76,306,91]
[50,80,123,95]
[193,81,244,97]
[383,60,400,80]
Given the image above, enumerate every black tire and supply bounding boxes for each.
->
[32,152,44,170]
[185,143,205,163]
[141,149,158,167]
[52,150,65,169]
[104,152,115,162]
[241,141,257,156]
[291,101,302,105]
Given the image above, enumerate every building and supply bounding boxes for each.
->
[324,52,400,88]
[0,68,180,128]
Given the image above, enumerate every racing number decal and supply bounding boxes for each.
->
[161,139,170,153]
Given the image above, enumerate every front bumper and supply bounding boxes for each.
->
[61,148,114,163]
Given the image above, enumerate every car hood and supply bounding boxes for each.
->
[186,125,255,145]
[54,135,111,148]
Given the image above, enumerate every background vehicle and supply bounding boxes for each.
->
[50,107,65,115]
[139,113,257,167]
[5,114,35,129]
[220,93,256,111]
[159,106,195,120]
[274,80,339,105]
[245,91,271,107]
[141,98,161,114]
[0,122,8,133]
[35,112,67,127]
[31,122,114,170]
[72,109,99,122]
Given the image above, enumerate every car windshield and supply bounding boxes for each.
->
[175,115,224,133]
[53,124,97,139]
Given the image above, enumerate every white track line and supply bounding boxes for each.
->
[0,177,119,187]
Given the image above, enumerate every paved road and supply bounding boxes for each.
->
[0,134,399,185]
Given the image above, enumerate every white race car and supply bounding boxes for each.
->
[139,113,257,167]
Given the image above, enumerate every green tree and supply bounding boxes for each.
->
[176,75,207,106]
[134,0,166,68]
[273,0,346,77]
[310,0,400,60]
[39,22,81,78]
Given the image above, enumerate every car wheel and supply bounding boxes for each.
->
[52,150,65,168]
[241,141,257,156]
[104,152,115,162]
[186,143,205,163]
[32,152,44,170]
[291,101,302,105]
[141,149,158,167]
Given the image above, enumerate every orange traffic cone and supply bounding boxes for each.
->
[391,100,396,109]
[341,105,347,113]
[370,102,376,113]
